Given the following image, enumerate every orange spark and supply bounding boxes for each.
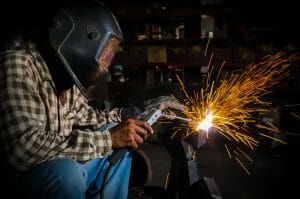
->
[177,52,296,148]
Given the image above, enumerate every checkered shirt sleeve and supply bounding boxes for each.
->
[0,50,116,172]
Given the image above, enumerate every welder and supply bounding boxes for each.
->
[0,0,185,198]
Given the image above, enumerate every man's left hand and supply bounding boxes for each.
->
[143,95,186,112]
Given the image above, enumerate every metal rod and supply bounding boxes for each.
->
[174,115,192,122]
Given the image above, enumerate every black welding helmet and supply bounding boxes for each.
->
[48,0,123,97]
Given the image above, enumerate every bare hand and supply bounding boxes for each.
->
[109,118,153,150]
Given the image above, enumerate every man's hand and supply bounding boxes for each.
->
[109,118,153,150]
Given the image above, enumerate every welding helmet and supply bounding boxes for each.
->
[48,0,123,97]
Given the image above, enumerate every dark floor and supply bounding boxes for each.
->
[139,131,300,199]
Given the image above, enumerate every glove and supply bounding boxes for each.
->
[120,106,142,120]
[142,96,186,112]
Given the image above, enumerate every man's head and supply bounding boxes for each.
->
[48,0,123,97]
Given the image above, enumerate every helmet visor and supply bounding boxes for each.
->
[98,36,121,72]
[85,36,121,98]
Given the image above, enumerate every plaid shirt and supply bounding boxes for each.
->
[0,49,121,173]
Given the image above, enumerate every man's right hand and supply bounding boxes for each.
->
[109,118,153,150]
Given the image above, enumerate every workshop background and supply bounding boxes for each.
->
[1,0,300,198]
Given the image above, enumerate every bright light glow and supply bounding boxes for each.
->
[197,112,213,131]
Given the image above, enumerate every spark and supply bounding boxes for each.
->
[235,157,251,176]
[177,52,296,145]
[204,38,211,56]
[236,147,253,162]
[283,104,300,107]
[290,112,300,120]
[174,51,297,174]
[224,144,232,159]
[259,133,288,145]
[255,123,279,133]
[164,172,169,190]
[233,150,241,157]
[286,132,300,136]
